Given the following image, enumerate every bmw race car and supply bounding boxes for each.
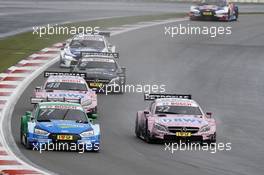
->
[60,32,116,68]
[189,0,238,21]
[71,52,126,93]
[32,71,97,115]
[135,94,216,143]
[20,101,100,152]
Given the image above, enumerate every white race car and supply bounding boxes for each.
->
[31,71,97,117]
[60,32,116,68]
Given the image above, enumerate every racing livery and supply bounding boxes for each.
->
[20,102,100,151]
[189,0,238,21]
[135,94,216,143]
[32,71,97,115]
[71,52,126,93]
[60,32,116,68]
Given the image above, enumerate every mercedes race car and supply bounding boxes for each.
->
[32,71,97,115]
[71,52,126,93]
[20,101,100,152]
[60,32,116,68]
[135,94,216,143]
[189,0,238,21]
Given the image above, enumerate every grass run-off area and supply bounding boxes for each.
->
[0,13,186,72]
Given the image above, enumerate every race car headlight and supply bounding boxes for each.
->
[82,99,92,106]
[154,123,168,132]
[190,6,199,13]
[199,125,211,133]
[80,130,94,137]
[216,7,228,14]
[109,77,120,84]
[64,54,76,61]
[63,48,76,60]
[34,128,49,136]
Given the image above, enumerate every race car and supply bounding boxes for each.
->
[32,71,97,115]
[189,0,238,21]
[71,52,126,93]
[20,101,100,152]
[135,94,216,143]
[60,32,116,68]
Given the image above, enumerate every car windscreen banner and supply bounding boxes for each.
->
[30,97,81,104]
[144,94,192,101]
[81,51,119,59]
[44,71,87,78]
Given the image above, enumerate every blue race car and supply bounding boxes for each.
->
[189,0,239,21]
[20,101,100,152]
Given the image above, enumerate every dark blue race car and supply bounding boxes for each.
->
[189,0,239,21]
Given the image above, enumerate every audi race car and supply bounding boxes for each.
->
[20,102,100,152]
[135,94,216,143]
[189,0,238,21]
[32,71,97,116]
[60,32,116,68]
[71,52,126,93]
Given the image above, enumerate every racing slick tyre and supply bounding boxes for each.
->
[21,133,32,149]
[59,56,64,66]
[235,7,239,21]
[226,10,231,22]
[135,116,140,138]
[145,130,155,144]
[201,132,216,145]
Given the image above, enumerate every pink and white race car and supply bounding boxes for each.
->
[31,71,97,117]
[135,94,216,143]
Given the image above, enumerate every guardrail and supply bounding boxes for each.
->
[170,0,264,3]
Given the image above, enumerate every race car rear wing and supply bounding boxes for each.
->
[44,71,87,78]
[144,94,192,101]
[81,51,119,59]
[74,31,111,37]
[97,31,111,37]
[31,97,81,104]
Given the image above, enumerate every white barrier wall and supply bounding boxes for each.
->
[172,0,264,3]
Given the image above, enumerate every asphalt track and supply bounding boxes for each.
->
[1,0,264,37]
[10,14,264,175]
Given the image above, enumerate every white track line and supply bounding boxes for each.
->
[0,17,187,175]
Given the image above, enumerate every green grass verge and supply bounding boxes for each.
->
[0,13,186,72]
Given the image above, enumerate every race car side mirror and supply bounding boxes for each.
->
[144,110,150,115]
[25,111,34,121]
[121,67,126,74]
[88,114,98,120]
[25,111,32,116]
[35,86,42,92]
[109,44,116,52]
[206,112,212,118]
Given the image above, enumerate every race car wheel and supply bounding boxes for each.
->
[202,132,216,145]
[21,133,32,149]
[227,10,231,22]
[145,130,154,144]
[235,7,239,21]
[135,116,140,138]
[210,132,216,143]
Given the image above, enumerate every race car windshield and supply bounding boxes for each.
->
[155,105,202,115]
[70,40,105,50]
[38,108,88,123]
[78,60,117,71]
[45,82,88,91]
[200,0,226,6]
